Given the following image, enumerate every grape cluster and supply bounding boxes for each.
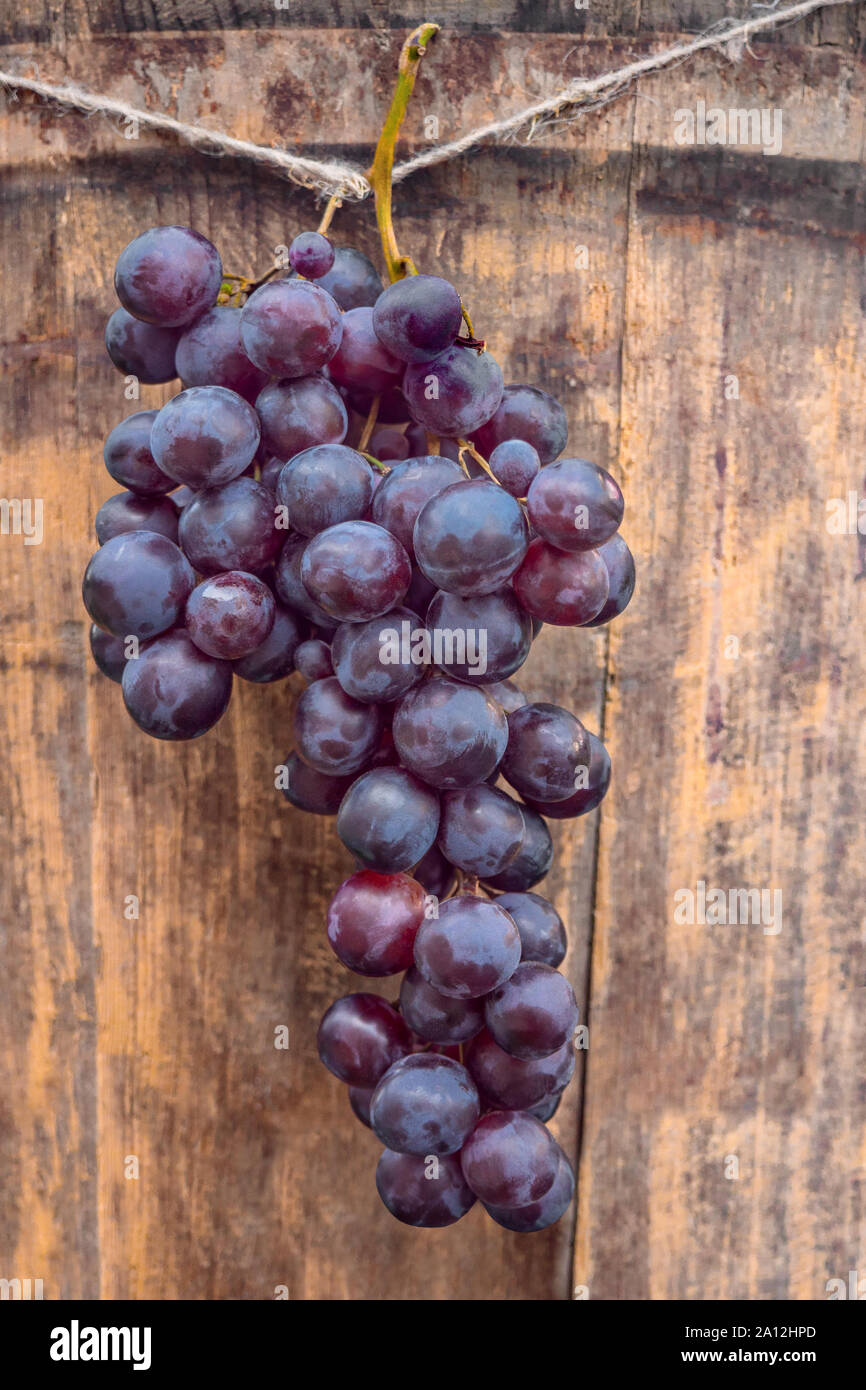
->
[85,221,635,1233]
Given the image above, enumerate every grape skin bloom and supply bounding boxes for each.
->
[150,386,261,490]
[240,278,343,379]
[403,345,505,438]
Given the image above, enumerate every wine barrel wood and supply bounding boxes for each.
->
[0,6,863,1301]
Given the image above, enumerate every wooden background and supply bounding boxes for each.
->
[1,0,865,1301]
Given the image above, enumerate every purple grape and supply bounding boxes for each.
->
[367,427,410,462]
[524,729,611,819]
[484,807,553,891]
[488,439,540,497]
[484,678,528,716]
[121,629,232,740]
[274,536,339,632]
[347,384,410,424]
[232,600,303,683]
[403,345,504,437]
[485,1147,574,1231]
[331,606,423,704]
[412,843,456,900]
[460,1111,559,1208]
[327,870,426,976]
[178,476,281,575]
[582,533,635,626]
[349,1087,374,1128]
[275,444,372,537]
[172,485,196,509]
[174,305,268,402]
[392,676,508,789]
[372,275,463,364]
[496,892,567,967]
[256,376,348,459]
[300,521,411,623]
[369,1054,479,1155]
[95,490,179,544]
[438,785,525,878]
[336,766,440,873]
[328,306,405,393]
[513,538,609,626]
[367,727,401,771]
[375,1149,476,1228]
[317,993,412,1087]
[370,455,464,559]
[527,457,624,553]
[437,437,464,463]
[294,638,333,682]
[473,383,568,465]
[150,386,261,489]
[314,247,383,309]
[414,894,521,999]
[413,480,528,596]
[289,231,335,280]
[405,564,438,617]
[294,676,382,775]
[83,530,194,638]
[484,962,578,1060]
[399,966,485,1045]
[465,1029,575,1111]
[258,455,285,493]
[425,587,532,685]
[501,702,590,803]
[89,624,129,683]
[280,752,355,815]
[240,279,342,378]
[105,307,180,383]
[185,571,275,660]
[114,225,222,327]
[104,411,173,496]
[527,1092,562,1123]
[404,423,429,454]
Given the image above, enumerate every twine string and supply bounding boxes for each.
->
[392,0,854,182]
[0,0,856,200]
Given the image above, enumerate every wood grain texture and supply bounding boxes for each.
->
[3,0,864,45]
[0,8,864,1301]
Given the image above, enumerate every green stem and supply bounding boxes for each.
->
[367,22,440,283]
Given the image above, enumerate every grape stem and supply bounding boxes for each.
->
[218,263,282,305]
[480,881,504,896]
[358,392,381,452]
[457,306,485,350]
[457,440,498,485]
[317,193,342,237]
[361,453,390,475]
[442,870,464,901]
[367,22,440,284]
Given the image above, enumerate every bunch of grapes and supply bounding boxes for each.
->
[84,220,634,1234]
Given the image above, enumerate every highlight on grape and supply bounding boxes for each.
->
[83,24,636,1236]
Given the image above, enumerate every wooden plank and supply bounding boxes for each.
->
[2,27,862,186]
[4,0,864,46]
[0,196,101,1298]
[575,50,866,1301]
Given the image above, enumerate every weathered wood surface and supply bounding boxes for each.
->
[4,0,865,43]
[0,5,864,1301]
